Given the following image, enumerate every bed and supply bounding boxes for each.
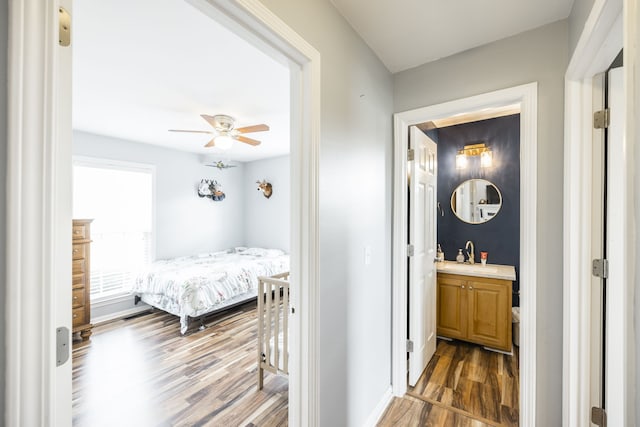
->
[128,247,289,334]
[257,272,290,389]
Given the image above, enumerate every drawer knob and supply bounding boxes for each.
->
[73,296,78,300]
[461,285,465,289]
[73,313,77,318]
[73,249,78,253]
[469,286,474,290]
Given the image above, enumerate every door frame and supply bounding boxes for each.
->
[5,0,321,426]
[391,82,538,426]
[562,0,637,425]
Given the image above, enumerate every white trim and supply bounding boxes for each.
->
[392,83,538,426]
[91,305,152,326]
[90,292,137,308]
[562,0,626,425]
[6,0,66,425]
[6,1,321,426]
[362,387,393,427]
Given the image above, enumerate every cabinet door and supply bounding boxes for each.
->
[466,279,511,351]
[436,275,467,339]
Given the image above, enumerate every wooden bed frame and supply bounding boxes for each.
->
[257,271,290,389]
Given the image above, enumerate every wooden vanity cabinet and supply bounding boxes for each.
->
[72,219,93,341]
[437,272,512,352]
[436,274,467,340]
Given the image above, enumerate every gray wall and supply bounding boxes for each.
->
[73,131,246,260]
[256,1,395,425]
[394,20,568,425]
[243,156,290,252]
[0,0,7,420]
[569,0,596,56]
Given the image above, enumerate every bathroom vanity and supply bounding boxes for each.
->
[436,261,515,352]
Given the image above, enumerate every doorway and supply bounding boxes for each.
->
[406,109,522,426]
[392,82,538,425]
[5,0,320,425]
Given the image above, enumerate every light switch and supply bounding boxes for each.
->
[364,246,372,265]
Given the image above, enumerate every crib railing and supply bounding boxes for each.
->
[257,271,290,390]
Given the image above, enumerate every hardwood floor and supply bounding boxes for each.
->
[72,302,288,427]
[378,395,495,427]
[378,339,519,427]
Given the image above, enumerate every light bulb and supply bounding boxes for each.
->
[480,150,493,168]
[214,135,234,150]
[456,152,467,169]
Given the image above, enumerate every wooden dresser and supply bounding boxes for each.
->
[72,219,93,341]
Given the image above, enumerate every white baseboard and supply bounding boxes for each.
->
[91,304,151,326]
[362,387,393,427]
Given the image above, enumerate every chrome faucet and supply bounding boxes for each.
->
[465,240,475,264]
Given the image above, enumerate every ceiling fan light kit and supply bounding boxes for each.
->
[214,134,234,149]
[169,114,269,149]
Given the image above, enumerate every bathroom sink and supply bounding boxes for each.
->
[436,260,516,281]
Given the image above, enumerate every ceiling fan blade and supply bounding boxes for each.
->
[235,124,269,134]
[236,135,261,146]
[204,137,216,148]
[169,129,213,134]
[200,114,219,129]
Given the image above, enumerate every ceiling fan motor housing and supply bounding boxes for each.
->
[212,114,235,132]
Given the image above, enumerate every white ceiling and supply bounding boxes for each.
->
[330,0,575,73]
[73,0,290,162]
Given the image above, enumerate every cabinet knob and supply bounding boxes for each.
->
[73,313,77,318]
[469,286,474,290]
[461,285,465,289]
[73,296,78,300]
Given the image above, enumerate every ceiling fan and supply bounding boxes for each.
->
[169,114,269,149]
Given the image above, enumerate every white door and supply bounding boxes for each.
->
[604,65,625,427]
[590,65,625,426]
[589,71,605,425]
[408,126,437,386]
[56,1,74,425]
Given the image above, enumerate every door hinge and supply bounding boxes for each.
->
[59,7,71,47]
[406,339,414,352]
[592,258,609,279]
[407,244,415,257]
[56,327,70,367]
[594,109,610,129]
[591,406,607,427]
[407,149,415,161]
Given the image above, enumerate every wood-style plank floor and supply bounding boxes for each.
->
[72,302,288,427]
[378,339,519,427]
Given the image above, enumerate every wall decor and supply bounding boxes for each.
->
[206,160,237,170]
[198,179,226,201]
[256,180,273,198]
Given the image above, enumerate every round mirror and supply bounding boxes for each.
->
[451,179,502,224]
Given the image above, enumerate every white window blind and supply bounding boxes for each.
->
[73,159,154,301]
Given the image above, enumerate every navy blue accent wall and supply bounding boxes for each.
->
[435,114,520,306]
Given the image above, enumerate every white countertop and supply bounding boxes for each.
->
[436,260,516,281]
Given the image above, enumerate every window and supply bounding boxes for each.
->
[73,158,154,301]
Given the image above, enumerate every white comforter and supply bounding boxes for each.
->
[129,247,289,333]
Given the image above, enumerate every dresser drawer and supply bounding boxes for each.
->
[72,243,86,260]
[72,288,85,308]
[72,307,86,327]
[72,259,86,275]
[72,273,85,289]
[72,223,88,240]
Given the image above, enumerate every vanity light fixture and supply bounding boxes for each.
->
[455,142,492,169]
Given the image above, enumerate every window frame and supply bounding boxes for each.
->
[72,155,156,303]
